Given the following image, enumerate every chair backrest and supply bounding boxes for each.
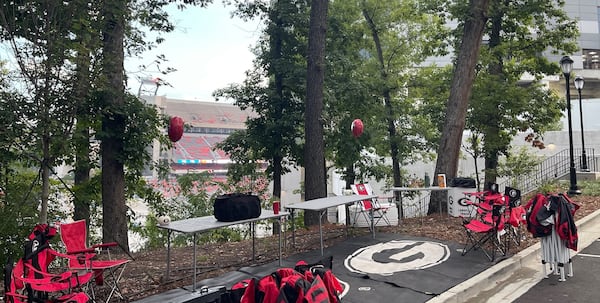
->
[23,224,58,278]
[504,187,521,208]
[59,220,88,254]
[350,184,375,210]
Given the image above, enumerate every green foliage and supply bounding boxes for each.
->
[214,0,308,196]
[535,180,563,195]
[325,0,448,186]
[580,181,600,196]
[497,146,543,188]
[0,168,69,268]
[132,172,273,251]
[464,0,578,183]
[529,180,600,198]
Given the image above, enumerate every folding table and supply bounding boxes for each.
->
[285,194,377,255]
[157,210,289,292]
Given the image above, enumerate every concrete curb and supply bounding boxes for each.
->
[428,207,600,303]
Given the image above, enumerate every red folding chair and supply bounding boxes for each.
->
[461,202,508,262]
[4,224,91,303]
[350,184,392,229]
[58,220,132,303]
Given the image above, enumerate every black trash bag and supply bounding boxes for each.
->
[213,193,261,222]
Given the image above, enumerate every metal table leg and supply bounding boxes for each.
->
[278,218,282,266]
[192,233,197,292]
[370,207,375,238]
[291,209,296,247]
[251,222,256,261]
[166,230,172,280]
[319,210,324,255]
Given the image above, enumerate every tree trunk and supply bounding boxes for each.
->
[362,8,402,189]
[40,137,50,224]
[73,46,92,225]
[481,3,503,188]
[100,1,129,251]
[303,0,329,227]
[484,150,499,188]
[429,0,490,214]
[272,155,283,233]
[483,124,501,187]
[73,122,91,224]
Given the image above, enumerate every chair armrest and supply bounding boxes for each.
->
[66,248,97,255]
[90,242,118,250]
[48,248,97,265]
[23,262,73,280]
[91,241,135,260]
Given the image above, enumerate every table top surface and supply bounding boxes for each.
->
[391,186,450,192]
[285,194,377,211]
[157,209,289,234]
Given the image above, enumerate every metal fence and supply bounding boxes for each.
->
[497,148,595,195]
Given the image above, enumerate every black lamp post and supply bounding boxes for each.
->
[560,56,581,195]
[574,75,589,171]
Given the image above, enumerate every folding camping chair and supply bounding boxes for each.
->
[4,259,91,303]
[461,202,508,262]
[350,184,392,229]
[461,183,504,221]
[58,220,132,303]
[3,224,92,303]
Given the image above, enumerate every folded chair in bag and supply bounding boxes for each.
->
[461,203,507,262]
[350,184,392,229]
[58,220,132,303]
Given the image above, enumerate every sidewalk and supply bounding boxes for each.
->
[429,207,600,303]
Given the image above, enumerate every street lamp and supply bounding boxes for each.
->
[574,75,589,171]
[559,56,581,195]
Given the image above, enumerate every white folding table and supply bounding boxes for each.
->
[157,210,289,292]
[285,194,377,255]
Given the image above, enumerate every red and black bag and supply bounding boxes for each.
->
[214,193,261,222]
[555,193,579,251]
[524,193,553,238]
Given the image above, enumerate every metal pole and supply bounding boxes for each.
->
[278,217,282,266]
[578,87,589,171]
[251,222,255,262]
[370,207,375,238]
[166,230,171,280]
[319,210,324,256]
[192,233,197,292]
[565,73,581,195]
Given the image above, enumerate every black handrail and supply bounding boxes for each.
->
[498,147,596,194]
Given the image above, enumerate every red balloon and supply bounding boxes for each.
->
[351,119,364,138]
[168,116,184,142]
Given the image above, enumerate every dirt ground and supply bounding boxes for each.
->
[107,194,600,302]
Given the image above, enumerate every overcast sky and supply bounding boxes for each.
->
[126,2,261,101]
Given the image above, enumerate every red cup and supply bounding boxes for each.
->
[273,201,280,214]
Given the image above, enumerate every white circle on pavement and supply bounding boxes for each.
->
[344,240,450,276]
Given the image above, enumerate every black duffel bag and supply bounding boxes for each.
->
[450,177,476,188]
[213,193,262,222]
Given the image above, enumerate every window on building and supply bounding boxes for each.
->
[582,49,600,69]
